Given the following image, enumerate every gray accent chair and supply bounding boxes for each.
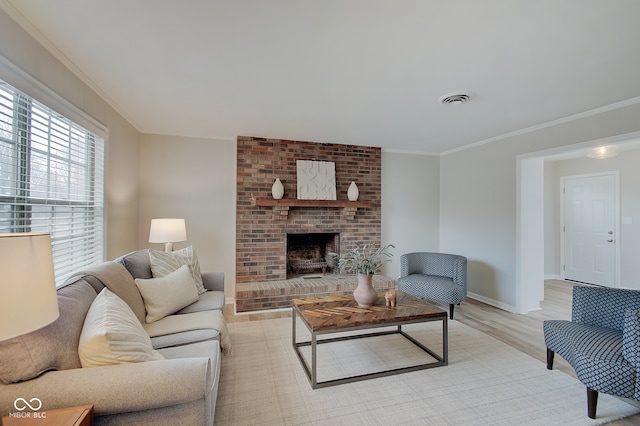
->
[397,252,467,319]
[544,285,640,419]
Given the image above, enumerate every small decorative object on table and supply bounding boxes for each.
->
[330,243,394,308]
[385,288,397,307]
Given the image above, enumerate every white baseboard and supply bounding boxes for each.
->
[466,292,517,314]
[544,274,562,280]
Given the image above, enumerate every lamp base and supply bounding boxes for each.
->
[164,242,174,252]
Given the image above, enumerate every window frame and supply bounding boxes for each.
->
[1,55,108,286]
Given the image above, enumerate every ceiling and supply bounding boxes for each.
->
[3,0,640,154]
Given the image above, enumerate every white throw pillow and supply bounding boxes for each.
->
[149,245,206,294]
[135,264,200,323]
[78,288,165,368]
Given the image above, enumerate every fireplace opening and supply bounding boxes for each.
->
[287,233,339,278]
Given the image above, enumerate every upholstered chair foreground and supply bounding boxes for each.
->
[544,285,640,419]
[397,252,467,319]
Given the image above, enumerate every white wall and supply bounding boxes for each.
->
[0,9,141,260]
[546,150,640,289]
[139,134,236,298]
[440,102,640,312]
[544,161,560,278]
[381,152,440,279]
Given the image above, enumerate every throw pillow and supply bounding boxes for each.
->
[134,264,199,323]
[78,288,165,368]
[149,245,206,294]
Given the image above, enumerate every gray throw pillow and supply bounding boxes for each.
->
[118,250,153,279]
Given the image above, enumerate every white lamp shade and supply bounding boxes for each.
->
[0,233,59,341]
[149,218,187,243]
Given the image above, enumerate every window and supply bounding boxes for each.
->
[0,79,104,286]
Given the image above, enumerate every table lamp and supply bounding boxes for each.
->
[149,218,187,252]
[0,233,59,341]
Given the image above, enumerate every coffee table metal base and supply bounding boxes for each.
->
[292,311,448,389]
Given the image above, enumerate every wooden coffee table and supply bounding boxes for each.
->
[292,291,448,389]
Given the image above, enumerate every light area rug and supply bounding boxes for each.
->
[214,317,640,425]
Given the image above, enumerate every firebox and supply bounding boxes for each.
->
[286,233,339,278]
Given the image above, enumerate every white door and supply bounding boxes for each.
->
[562,173,617,287]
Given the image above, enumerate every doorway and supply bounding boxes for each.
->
[561,173,618,287]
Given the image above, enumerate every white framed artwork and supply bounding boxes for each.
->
[296,160,337,200]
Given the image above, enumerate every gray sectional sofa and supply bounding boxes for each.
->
[0,249,229,425]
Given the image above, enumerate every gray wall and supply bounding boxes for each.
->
[139,134,236,298]
[381,153,440,279]
[440,103,640,311]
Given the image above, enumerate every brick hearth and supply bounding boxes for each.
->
[235,274,395,313]
[236,136,383,312]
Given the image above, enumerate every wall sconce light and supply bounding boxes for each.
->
[149,218,187,252]
[0,233,59,342]
[587,145,619,159]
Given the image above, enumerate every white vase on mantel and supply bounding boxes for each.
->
[272,178,284,200]
[347,181,359,201]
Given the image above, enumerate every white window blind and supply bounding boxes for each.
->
[0,79,104,286]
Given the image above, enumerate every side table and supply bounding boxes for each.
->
[2,404,93,426]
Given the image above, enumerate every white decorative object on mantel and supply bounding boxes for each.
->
[296,160,337,200]
[347,181,359,201]
[271,178,284,199]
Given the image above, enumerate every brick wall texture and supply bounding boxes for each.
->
[236,136,382,284]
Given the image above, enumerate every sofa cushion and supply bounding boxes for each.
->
[151,329,220,349]
[135,265,200,323]
[79,288,165,368]
[143,309,231,354]
[149,246,206,294]
[177,290,225,314]
[0,280,97,384]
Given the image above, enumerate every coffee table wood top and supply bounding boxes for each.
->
[292,291,447,333]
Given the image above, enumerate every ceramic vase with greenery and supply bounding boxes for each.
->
[331,243,394,308]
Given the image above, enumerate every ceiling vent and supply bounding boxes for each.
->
[438,92,471,105]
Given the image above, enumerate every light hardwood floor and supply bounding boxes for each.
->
[224,280,640,424]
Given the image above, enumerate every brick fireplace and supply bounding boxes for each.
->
[235,136,385,311]
[286,232,339,278]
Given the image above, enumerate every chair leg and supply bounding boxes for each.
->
[449,304,454,319]
[546,348,554,370]
[587,387,598,419]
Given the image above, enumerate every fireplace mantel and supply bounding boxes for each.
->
[252,197,377,220]
[252,197,377,208]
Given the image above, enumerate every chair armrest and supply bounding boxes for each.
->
[202,271,224,292]
[452,256,467,289]
[623,310,640,369]
[0,358,212,417]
